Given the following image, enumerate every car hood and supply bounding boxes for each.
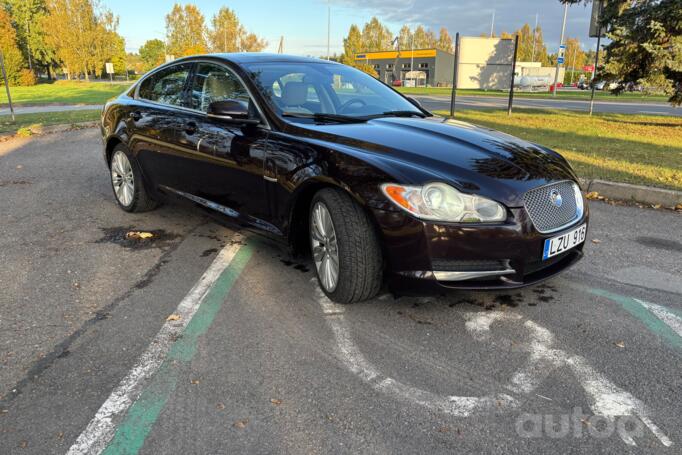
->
[290,116,578,207]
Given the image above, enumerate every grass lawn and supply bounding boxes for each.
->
[0,110,101,135]
[399,87,670,103]
[0,81,131,107]
[433,109,682,191]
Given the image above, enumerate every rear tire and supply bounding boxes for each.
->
[109,144,158,213]
[310,188,383,303]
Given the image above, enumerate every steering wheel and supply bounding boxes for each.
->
[338,98,367,113]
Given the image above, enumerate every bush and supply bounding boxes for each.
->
[17,69,37,86]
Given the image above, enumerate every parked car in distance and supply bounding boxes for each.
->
[101,54,589,303]
[391,79,402,87]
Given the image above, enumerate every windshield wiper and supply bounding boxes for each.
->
[282,112,369,124]
[369,110,427,119]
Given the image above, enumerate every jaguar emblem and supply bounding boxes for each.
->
[549,189,563,208]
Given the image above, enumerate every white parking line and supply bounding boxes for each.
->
[67,235,246,455]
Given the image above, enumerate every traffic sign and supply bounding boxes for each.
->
[557,45,566,65]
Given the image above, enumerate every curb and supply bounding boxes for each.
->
[579,178,682,208]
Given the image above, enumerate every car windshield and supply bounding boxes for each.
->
[243,62,424,121]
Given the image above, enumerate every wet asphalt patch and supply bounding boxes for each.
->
[94,227,180,250]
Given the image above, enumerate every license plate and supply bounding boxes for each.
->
[542,224,586,260]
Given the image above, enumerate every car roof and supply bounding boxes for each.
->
[174,53,340,66]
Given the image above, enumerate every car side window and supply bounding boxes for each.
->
[138,63,192,107]
[189,63,250,112]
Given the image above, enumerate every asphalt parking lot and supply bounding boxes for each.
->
[1,129,681,454]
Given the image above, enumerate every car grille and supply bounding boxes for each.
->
[523,181,580,233]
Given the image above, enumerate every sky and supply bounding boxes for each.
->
[103,0,598,56]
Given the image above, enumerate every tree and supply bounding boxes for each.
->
[437,27,453,53]
[361,17,393,52]
[0,7,25,84]
[561,0,682,105]
[139,39,166,71]
[2,0,59,78]
[397,25,411,51]
[564,38,586,71]
[412,25,436,49]
[341,24,362,65]
[41,0,126,80]
[165,3,208,57]
[207,6,266,53]
[239,32,266,52]
[208,6,240,52]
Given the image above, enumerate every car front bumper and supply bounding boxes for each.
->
[371,204,588,292]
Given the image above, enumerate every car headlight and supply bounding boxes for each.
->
[380,182,506,223]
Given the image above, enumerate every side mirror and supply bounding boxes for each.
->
[207,100,260,125]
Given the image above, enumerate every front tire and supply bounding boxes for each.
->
[310,188,383,303]
[109,145,158,213]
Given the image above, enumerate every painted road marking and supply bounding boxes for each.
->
[583,287,682,352]
[67,235,250,455]
[633,298,682,338]
[315,281,672,447]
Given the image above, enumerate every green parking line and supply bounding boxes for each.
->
[584,287,682,352]
[102,244,253,455]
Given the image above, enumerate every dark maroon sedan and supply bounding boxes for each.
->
[100,53,588,303]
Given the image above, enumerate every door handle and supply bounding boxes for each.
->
[129,111,142,121]
[185,121,197,135]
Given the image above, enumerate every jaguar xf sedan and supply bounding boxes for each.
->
[100,53,588,303]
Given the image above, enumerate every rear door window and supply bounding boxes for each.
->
[138,63,192,107]
[189,63,251,112]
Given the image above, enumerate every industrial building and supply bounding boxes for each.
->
[354,49,454,87]
[355,37,564,90]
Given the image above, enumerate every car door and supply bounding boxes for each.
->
[131,62,193,191]
[171,61,274,232]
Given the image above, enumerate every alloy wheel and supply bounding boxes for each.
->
[111,150,135,207]
[311,201,340,293]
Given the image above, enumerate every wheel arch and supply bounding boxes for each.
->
[104,135,124,167]
[287,177,385,258]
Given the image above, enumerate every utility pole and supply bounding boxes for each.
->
[508,34,519,116]
[0,51,15,122]
[449,32,460,118]
[531,13,538,61]
[589,40,602,115]
[490,10,495,38]
[326,1,331,60]
[277,36,284,54]
[552,2,568,97]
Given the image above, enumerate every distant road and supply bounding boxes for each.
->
[1,96,679,117]
[414,94,680,116]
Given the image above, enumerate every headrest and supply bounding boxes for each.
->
[282,81,310,106]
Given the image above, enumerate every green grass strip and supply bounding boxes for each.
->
[102,244,253,455]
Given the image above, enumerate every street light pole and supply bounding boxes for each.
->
[531,13,538,61]
[552,2,568,97]
[326,1,331,60]
[490,10,495,38]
